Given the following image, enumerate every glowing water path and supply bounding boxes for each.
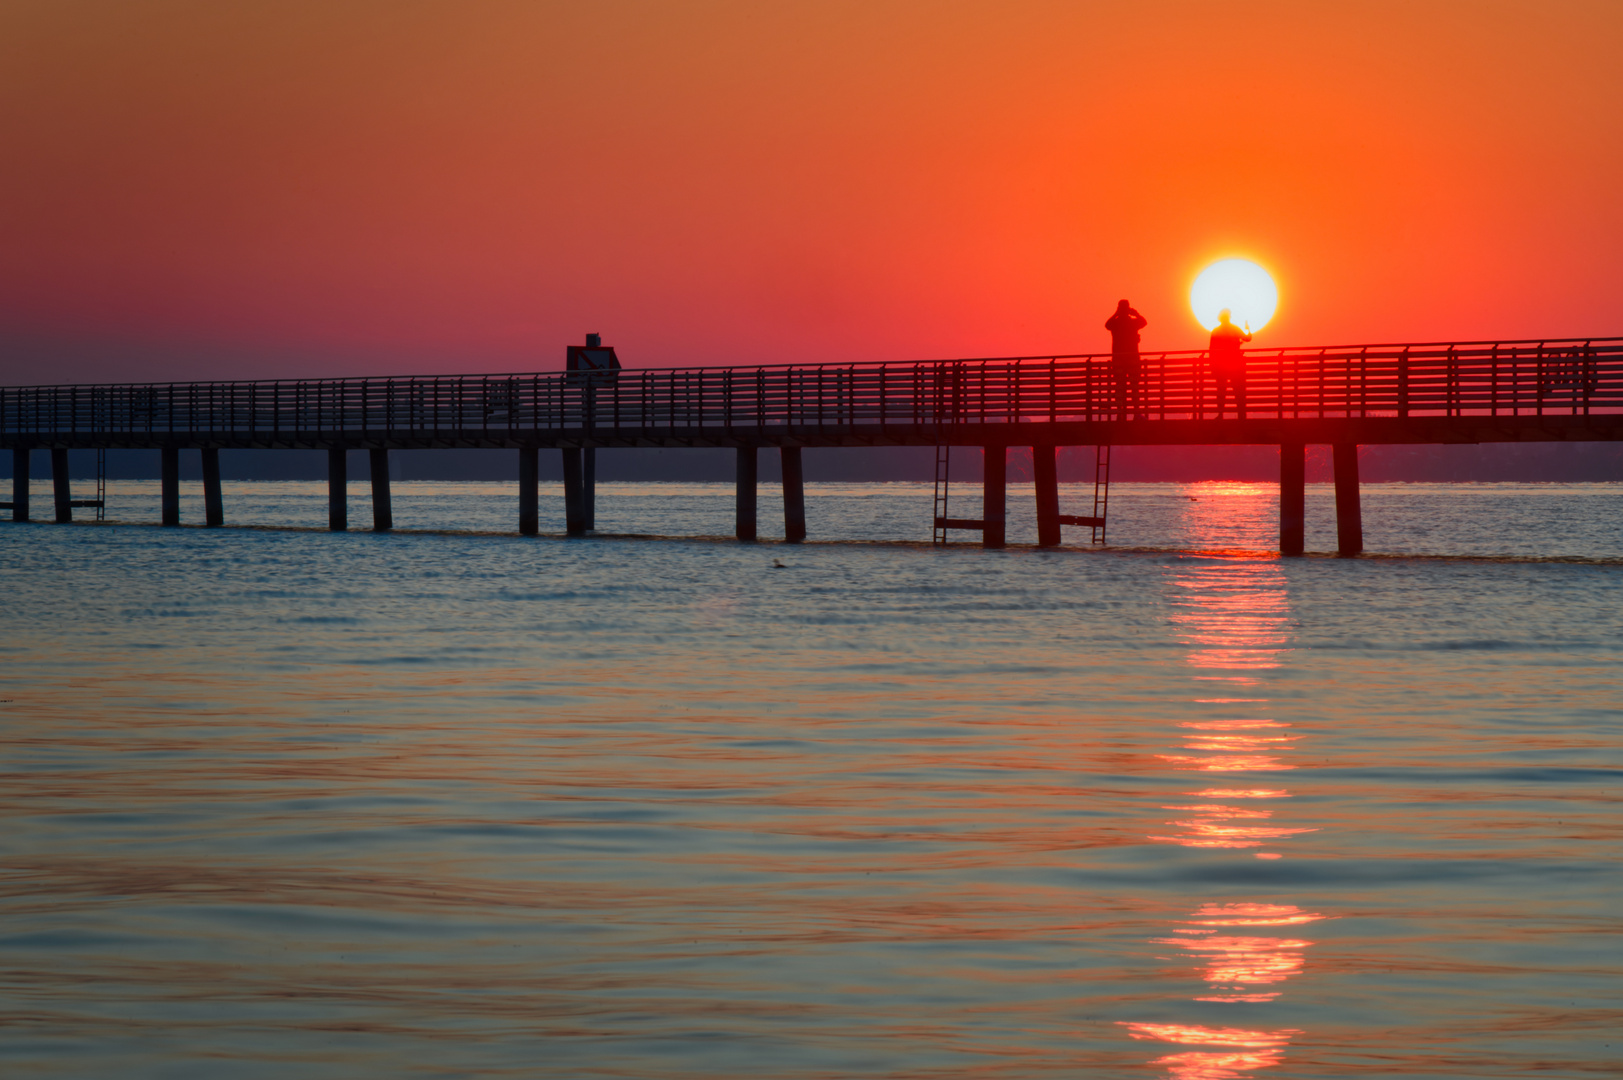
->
[4,335,1620,553]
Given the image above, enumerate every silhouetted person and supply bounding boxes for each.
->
[1208,308,1252,419]
[1105,299,1148,419]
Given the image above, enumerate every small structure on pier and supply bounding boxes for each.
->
[4,335,1620,554]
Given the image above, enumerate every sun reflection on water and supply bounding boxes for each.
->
[1127,503,1326,1077]
[1122,1023,1300,1080]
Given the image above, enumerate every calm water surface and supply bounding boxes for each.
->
[2,482,1620,1078]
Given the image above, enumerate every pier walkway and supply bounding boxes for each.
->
[5,336,1620,554]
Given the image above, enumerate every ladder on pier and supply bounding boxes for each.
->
[933,444,1111,544]
[1054,445,1111,544]
[931,444,953,544]
[1,450,107,520]
[92,448,106,520]
[1089,444,1109,544]
[931,444,987,542]
[66,450,107,518]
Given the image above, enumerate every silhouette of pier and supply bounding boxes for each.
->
[5,336,1619,554]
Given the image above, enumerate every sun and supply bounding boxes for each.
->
[1190,259,1278,333]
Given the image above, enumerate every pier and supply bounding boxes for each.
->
[4,336,1620,554]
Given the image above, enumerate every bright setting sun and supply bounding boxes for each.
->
[1190,259,1278,333]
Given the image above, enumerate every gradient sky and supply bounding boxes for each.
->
[3,0,1620,384]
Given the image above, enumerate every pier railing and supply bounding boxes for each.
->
[4,337,1620,442]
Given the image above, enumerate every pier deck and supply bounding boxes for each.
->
[5,336,1621,551]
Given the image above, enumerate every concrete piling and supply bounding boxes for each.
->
[518,448,539,536]
[161,447,180,526]
[202,448,223,527]
[52,448,73,523]
[1333,442,1363,556]
[1279,441,1305,556]
[562,448,586,535]
[736,446,758,541]
[11,448,28,521]
[780,446,805,543]
[982,445,1006,549]
[369,448,392,532]
[327,448,347,531]
[583,447,596,531]
[1033,444,1060,547]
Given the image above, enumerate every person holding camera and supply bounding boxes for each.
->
[1105,299,1148,420]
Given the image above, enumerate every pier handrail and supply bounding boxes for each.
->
[4,336,1621,440]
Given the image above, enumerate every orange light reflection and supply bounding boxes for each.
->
[1120,1024,1298,1080]
[1129,546,1315,1077]
[1156,754,1292,773]
[1191,903,1325,927]
[1122,1023,1296,1051]
[1150,1048,1290,1080]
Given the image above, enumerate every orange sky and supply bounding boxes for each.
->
[2,0,1620,383]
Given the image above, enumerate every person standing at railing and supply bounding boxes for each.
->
[1208,308,1252,420]
[1105,299,1148,420]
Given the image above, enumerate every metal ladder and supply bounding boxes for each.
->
[931,444,950,544]
[1053,445,1111,543]
[95,448,107,521]
[1089,444,1110,544]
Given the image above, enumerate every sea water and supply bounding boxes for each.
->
[1,481,1619,1078]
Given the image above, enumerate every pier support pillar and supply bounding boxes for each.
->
[369,449,392,532]
[11,448,28,521]
[52,449,73,523]
[327,448,347,531]
[161,447,180,526]
[202,448,223,527]
[562,448,587,536]
[781,446,806,543]
[1034,444,1060,547]
[736,446,758,541]
[1279,441,1305,557]
[518,448,539,536]
[1333,443,1362,557]
[983,445,1007,549]
[583,448,596,531]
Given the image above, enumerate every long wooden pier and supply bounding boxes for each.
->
[5,335,1620,554]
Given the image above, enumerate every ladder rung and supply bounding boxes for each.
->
[1057,514,1105,527]
[934,517,985,530]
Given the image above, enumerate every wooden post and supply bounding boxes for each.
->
[52,448,73,523]
[1034,444,1060,547]
[161,447,180,526]
[1333,442,1363,557]
[1279,441,1305,556]
[518,447,539,536]
[327,448,347,531]
[202,447,223,527]
[583,447,596,531]
[562,447,586,535]
[781,446,806,542]
[11,448,28,521]
[736,446,758,541]
[369,448,392,532]
[983,445,1006,549]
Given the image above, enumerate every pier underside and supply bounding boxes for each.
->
[6,414,1621,452]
